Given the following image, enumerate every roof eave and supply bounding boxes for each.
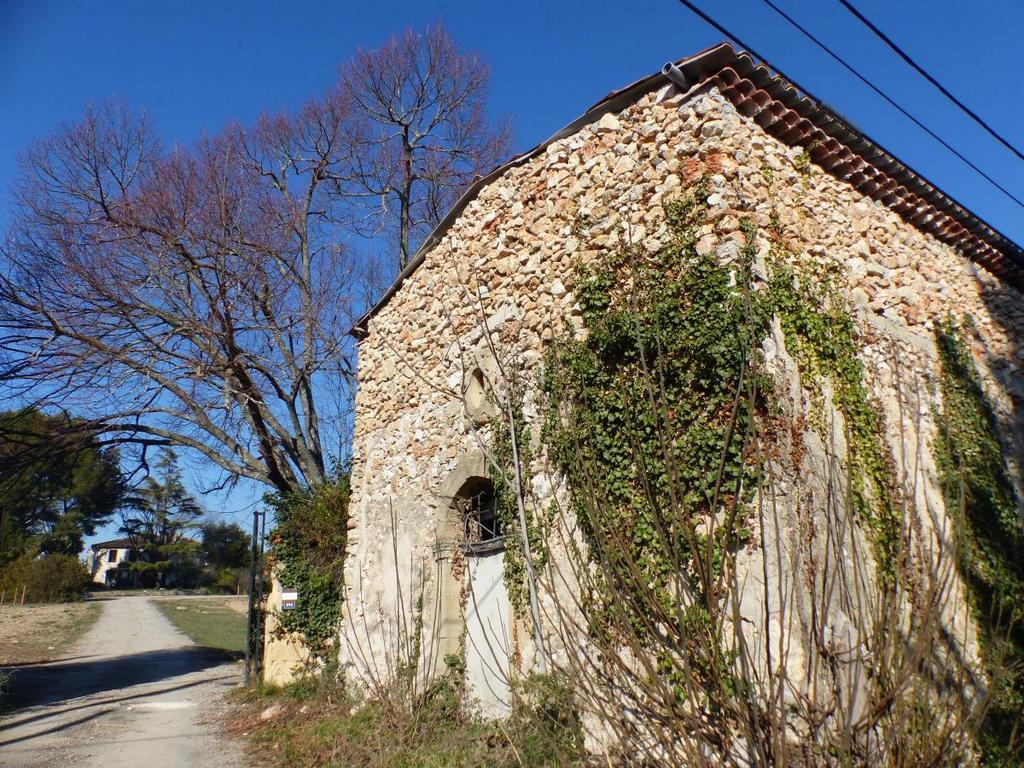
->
[350,42,1024,338]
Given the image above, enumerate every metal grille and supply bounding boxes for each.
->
[457,478,502,544]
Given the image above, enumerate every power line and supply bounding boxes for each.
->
[757,0,1024,210]
[673,0,1024,211]
[758,0,1024,209]
[836,0,1024,163]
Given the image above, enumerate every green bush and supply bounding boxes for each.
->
[267,474,350,660]
[210,566,248,595]
[0,553,90,602]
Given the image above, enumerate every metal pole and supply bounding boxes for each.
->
[255,509,267,677]
[244,508,259,685]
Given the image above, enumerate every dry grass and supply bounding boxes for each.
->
[225,672,582,768]
[0,600,101,665]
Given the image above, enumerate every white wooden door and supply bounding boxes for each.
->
[464,549,512,718]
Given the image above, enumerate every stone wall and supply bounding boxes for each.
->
[262,576,311,686]
[339,78,1024,707]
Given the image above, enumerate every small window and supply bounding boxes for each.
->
[108,550,118,563]
[456,477,503,544]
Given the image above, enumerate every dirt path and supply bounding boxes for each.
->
[0,596,245,768]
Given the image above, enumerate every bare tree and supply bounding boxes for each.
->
[340,24,511,271]
[0,94,359,494]
[0,27,514,494]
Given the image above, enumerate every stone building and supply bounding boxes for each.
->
[302,43,1024,732]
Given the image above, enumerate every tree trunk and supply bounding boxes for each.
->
[399,130,413,270]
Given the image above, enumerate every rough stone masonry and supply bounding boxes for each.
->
[266,45,1024,725]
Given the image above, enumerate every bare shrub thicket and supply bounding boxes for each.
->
[535,344,993,766]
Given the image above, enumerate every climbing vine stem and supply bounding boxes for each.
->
[489,392,547,629]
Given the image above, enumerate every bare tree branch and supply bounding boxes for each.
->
[339,24,512,271]
[0,99,360,494]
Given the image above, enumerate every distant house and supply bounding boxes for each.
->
[86,536,205,588]
[86,538,136,586]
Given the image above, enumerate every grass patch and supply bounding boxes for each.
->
[153,597,247,654]
[228,672,584,768]
[0,601,101,665]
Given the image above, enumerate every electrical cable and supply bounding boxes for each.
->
[758,0,1024,209]
[674,0,1024,210]
[836,0,1024,163]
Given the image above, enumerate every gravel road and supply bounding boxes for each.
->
[0,595,245,768]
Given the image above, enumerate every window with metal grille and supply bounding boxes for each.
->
[456,477,503,544]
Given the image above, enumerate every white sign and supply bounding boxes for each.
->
[281,588,298,610]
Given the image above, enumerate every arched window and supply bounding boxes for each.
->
[455,477,503,547]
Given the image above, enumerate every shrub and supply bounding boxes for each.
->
[266,474,350,660]
[210,567,248,595]
[235,670,584,768]
[0,553,90,602]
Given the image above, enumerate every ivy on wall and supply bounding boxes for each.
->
[541,182,907,608]
[536,177,926,728]
[472,175,1021,759]
[934,317,1024,765]
[767,254,902,579]
[266,474,351,662]
[540,182,772,688]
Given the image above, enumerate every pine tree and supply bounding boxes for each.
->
[0,408,125,563]
[119,450,203,586]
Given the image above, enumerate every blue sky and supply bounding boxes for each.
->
[2,0,1023,545]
